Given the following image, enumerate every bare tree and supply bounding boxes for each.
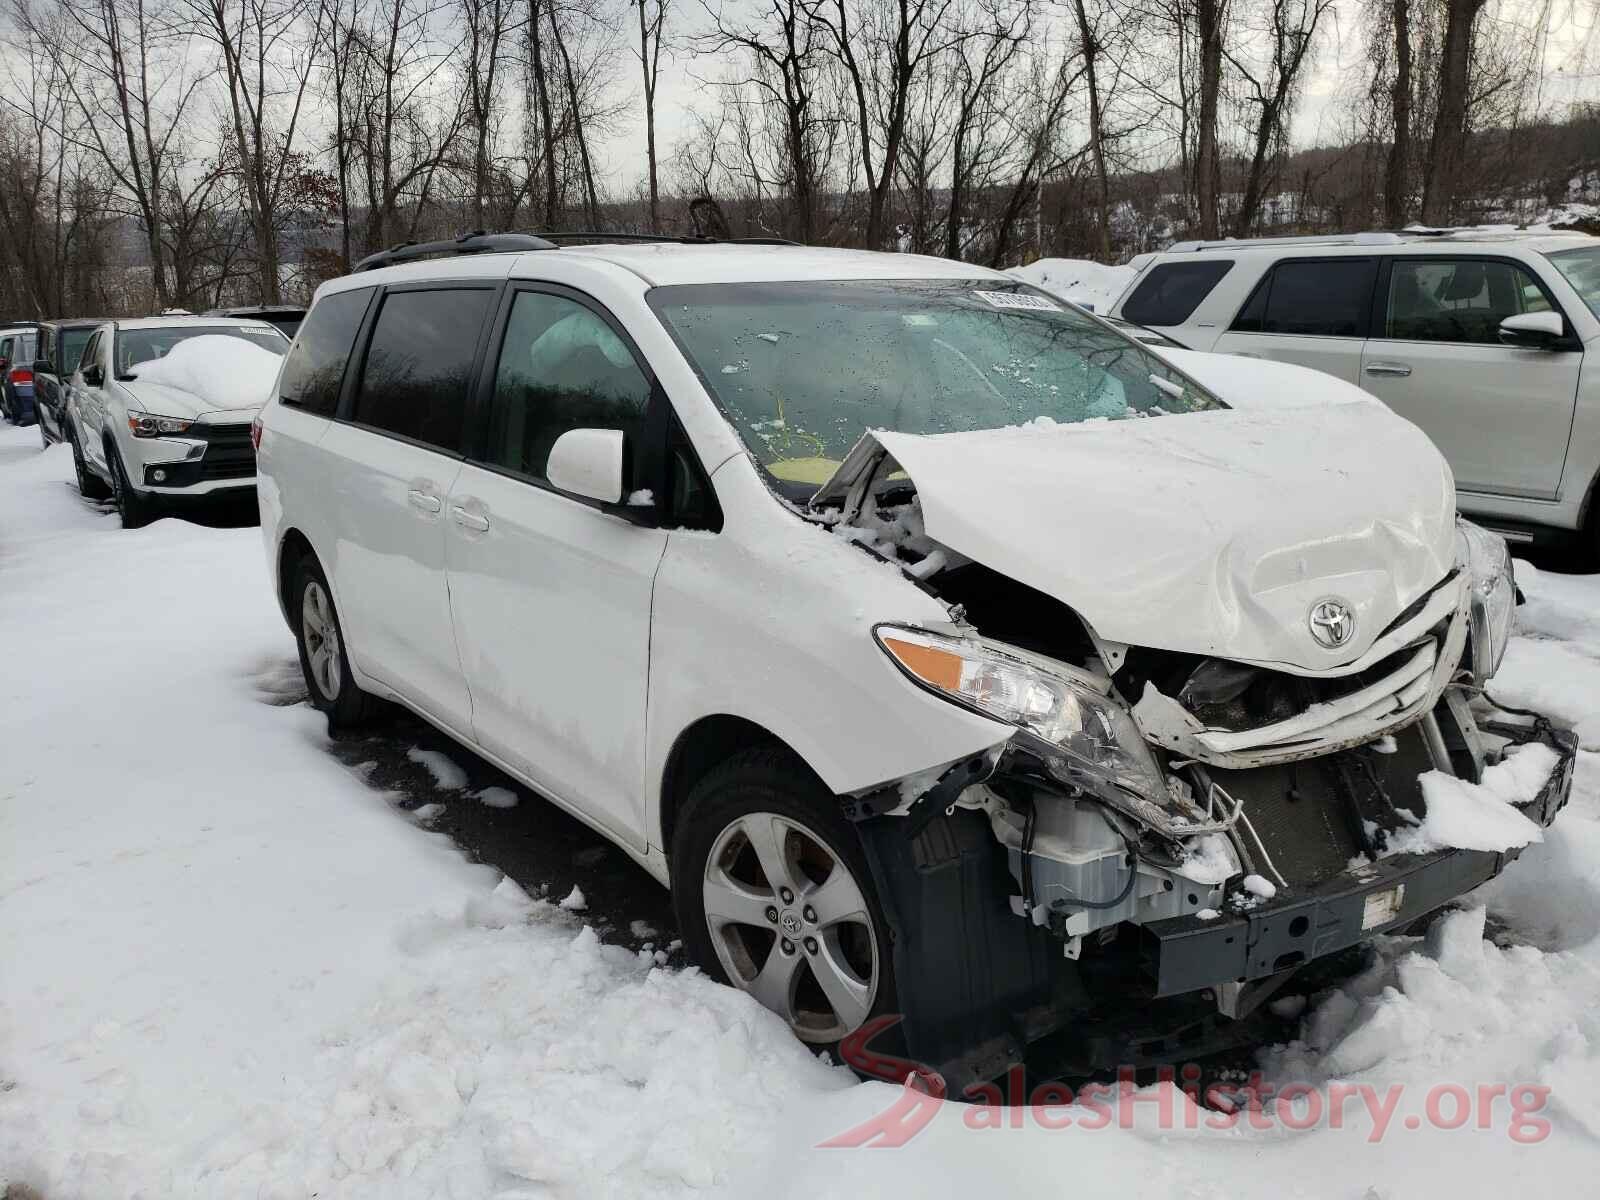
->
[1193,0,1227,238]
[187,0,323,302]
[636,0,668,231]
[1228,0,1334,236]
[943,0,1029,259]
[1383,0,1413,225]
[460,0,515,229]
[803,0,959,249]
[1421,0,1489,223]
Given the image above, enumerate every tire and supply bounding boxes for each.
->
[106,439,153,528]
[291,554,375,729]
[70,429,111,500]
[672,748,896,1049]
[40,415,50,447]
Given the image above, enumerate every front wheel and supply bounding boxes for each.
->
[672,749,895,1048]
[106,441,153,528]
[292,555,374,729]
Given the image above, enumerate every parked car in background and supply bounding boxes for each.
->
[33,318,107,447]
[257,234,1572,1087]
[1108,229,1600,551]
[204,304,306,338]
[0,324,44,424]
[68,316,290,526]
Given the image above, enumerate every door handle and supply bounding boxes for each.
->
[1364,361,1413,377]
[408,489,442,513]
[451,505,490,532]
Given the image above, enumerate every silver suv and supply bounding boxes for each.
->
[1109,230,1600,550]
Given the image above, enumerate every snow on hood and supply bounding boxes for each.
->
[1004,258,1137,312]
[123,334,283,417]
[825,400,1457,673]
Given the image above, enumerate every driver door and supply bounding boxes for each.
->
[1360,257,1582,499]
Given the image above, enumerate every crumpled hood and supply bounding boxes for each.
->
[825,400,1457,672]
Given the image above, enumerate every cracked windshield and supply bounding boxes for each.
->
[649,278,1221,493]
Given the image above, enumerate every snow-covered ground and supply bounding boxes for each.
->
[4,418,1600,1196]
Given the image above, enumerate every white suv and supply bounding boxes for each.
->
[1108,230,1600,550]
[258,234,1571,1085]
[68,316,290,526]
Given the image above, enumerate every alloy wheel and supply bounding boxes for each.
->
[301,581,343,701]
[702,811,879,1042]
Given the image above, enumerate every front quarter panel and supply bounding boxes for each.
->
[645,454,1012,853]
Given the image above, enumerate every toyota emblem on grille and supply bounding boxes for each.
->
[1308,598,1355,649]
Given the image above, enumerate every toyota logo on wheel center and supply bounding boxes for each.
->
[1308,598,1356,649]
[780,911,803,935]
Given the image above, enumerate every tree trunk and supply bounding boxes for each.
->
[1194,0,1225,239]
[1420,0,1485,225]
[1073,0,1111,259]
[638,0,661,233]
[529,0,558,225]
[1383,0,1412,227]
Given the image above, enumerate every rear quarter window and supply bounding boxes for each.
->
[278,288,375,416]
[1231,258,1378,337]
[1121,260,1233,326]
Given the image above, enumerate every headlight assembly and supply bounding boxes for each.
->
[1457,520,1516,681]
[876,626,1176,823]
[127,410,193,438]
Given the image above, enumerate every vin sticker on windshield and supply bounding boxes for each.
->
[973,290,1062,312]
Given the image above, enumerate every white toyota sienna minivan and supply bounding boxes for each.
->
[258,233,1572,1087]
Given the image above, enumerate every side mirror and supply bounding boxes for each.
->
[1499,311,1566,350]
[33,359,54,377]
[82,364,104,387]
[547,428,625,504]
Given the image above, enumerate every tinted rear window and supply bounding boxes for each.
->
[1121,260,1233,325]
[279,288,373,416]
[351,288,493,452]
[1231,258,1378,337]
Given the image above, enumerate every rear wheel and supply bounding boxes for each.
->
[672,749,894,1048]
[292,555,374,729]
[70,429,111,500]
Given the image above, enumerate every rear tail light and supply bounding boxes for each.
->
[9,368,32,386]
[250,415,263,450]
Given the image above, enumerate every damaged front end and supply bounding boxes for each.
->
[823,440,1574,1091]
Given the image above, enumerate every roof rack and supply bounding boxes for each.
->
[528,231,801,247]
[352,229,804,273]
[352,231,557,273]
[1166,231,1408,253]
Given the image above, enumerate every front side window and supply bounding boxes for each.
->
[484,291,651,489]
[117,325,288,377]
[1383,259,1554,344]
[351,288,494,452]
[1231,258,1377,337]
[1547,246,1600,320]
[61,328,94,374]
[649,278,1221,492]
[78,332,101,376]
[1121,260,1232,326]
[278,287,373,416]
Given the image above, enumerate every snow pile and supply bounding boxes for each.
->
[1004,258,1136,312]
[127,333,283,409]
[1383,743,1555,856]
